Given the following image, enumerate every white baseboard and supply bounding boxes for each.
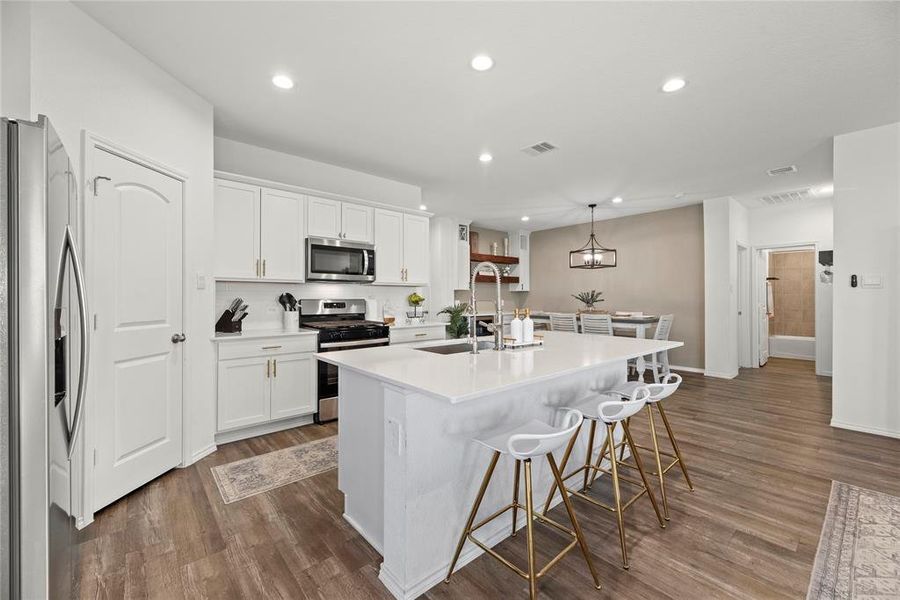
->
[816,369,832,377]
[704,370,738,379]
[185,443,217,466]
[670,364,704,374]
[214,414,315,445]
[343,512,383,555]
[770,351,815,361]
[830,419,900,440]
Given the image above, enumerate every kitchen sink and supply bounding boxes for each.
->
[415,341,494,355]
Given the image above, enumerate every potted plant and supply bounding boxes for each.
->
[572,289,604,312]
[439,303,470,339]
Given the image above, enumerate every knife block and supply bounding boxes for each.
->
[215,309,243,334]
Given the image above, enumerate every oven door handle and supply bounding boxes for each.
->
[319,337,390,349]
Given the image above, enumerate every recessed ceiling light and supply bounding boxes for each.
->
[661,77,686,93]
[479,153,493,163]
[272,74,294,89]
[611,196,624,204]
[471,55,494,71]
[419,204,428,210]
[521,216,530,222]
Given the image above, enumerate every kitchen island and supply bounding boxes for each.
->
[317,331,682,600]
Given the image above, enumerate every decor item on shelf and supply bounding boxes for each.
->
[503,237,510,256]
[469,230,480,254]
[569,203,617,268]
[572,289,605,312]
[407,292,425,318]
[490,241,499,255]
[439,303,470,339]
[500,265,512,277]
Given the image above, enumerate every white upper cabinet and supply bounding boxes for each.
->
[374,209,404,284]
[307,196,374,243]
[214,180,260,279]
[403,214,430,285]
[341,203,374,243]
[260,188,304,281]
[307,196,342,239]
[374,210,430,285]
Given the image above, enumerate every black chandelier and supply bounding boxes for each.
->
[569,203,617,269]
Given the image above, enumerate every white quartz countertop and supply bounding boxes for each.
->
[211,329,318,342]
[315,331,682,403]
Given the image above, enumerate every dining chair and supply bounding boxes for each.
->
[580,313,614,335]
[648,314,674,381]
[549,313,578,332]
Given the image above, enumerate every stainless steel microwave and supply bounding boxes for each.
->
[306,237,376,282]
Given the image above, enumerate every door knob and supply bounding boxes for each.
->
[171,333,186,343]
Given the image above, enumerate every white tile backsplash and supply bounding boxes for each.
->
[215,281,436,331]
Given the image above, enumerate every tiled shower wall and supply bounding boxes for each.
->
[768,250,816,337]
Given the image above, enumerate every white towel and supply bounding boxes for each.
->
[766,282,775,318]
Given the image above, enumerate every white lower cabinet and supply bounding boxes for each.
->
[216,336,317,434]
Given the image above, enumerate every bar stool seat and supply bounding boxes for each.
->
[445,409,602,599]
[606,373,694,521]
[542,387,665,569]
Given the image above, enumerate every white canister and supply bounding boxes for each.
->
[282,311,299,332]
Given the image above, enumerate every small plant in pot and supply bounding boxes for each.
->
[407,292,426,322]
[572,289,604,312]
[439,303,470,339]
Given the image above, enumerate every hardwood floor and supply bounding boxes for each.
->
[75,359,900,599]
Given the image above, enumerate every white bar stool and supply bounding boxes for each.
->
[541,387,665,569]
[605,373,694,521]
[445,409,601,599]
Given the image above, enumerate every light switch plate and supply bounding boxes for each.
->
[861,274,884,289]
[195,272,207,289]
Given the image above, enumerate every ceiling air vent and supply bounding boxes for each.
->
[759,188,812,206]
[767,165,798,176]
[521,141,558,157]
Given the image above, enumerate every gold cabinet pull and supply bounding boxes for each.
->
[273,359,277,377]
[415,332,427,337]
[266,359,270,378]
[261,345,282,350]
[256,259,260,277]
[263,259,266,277]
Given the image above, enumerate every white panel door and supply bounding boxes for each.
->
[341,203,374,243]
[307,196,341,239]
[92,148,184,511]
[374,209,404,284]
[217,357,270,430]
[270,354,316,420]
[214,179,260,278]
[403,214,430,285]
[260,187,304,281]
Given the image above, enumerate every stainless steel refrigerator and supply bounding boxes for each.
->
[1,115,89,599]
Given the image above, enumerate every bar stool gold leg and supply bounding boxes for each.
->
[646,405,670,520]
[586,434,609,489]
[547,453,602,590]
[523,459,538,600]
[606,423,630,569]
[581,420,596,492]
[618,417,629,462]
[511,459,521,536]
[540,422,582,515]
[445,451,501,583]
[622,421,665,528]
[657,403,694,491]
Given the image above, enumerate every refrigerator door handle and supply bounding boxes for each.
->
[55,224,90,459]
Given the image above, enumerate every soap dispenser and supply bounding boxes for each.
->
[510,308,523,344]
[522,308,534,343]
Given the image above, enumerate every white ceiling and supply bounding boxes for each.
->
[77,1,899,231]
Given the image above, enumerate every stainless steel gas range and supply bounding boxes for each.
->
[299,299,389,423]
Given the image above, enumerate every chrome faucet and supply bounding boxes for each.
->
[468,261,505,353]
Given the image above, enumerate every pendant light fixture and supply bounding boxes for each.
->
[569,203,617,269]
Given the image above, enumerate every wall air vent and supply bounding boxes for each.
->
[521,141,558,157]
[759,188,812,206]
[766,165,798,176]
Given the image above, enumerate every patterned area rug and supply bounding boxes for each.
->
[211,436,338,504]
[807,481,900,599]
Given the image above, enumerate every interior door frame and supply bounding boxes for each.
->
[749,241,818,371]
[79,131,189,528]
[736,243,752,368]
